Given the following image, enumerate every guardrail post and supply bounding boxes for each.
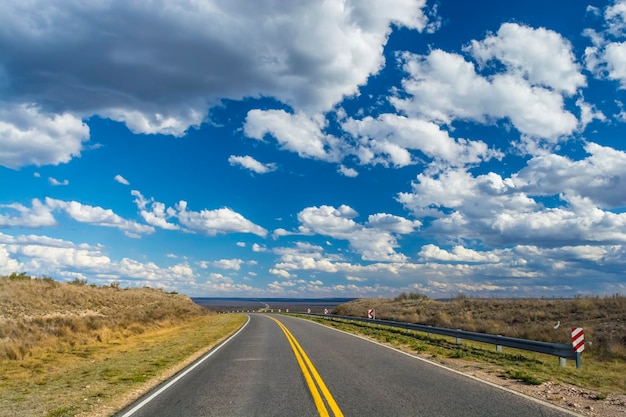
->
[576,352,582,369]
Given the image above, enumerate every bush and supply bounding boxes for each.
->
[8,272,29,281]
[394,292,429,302]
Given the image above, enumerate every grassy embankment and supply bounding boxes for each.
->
[0,274,246,417]
[323,293,626,396]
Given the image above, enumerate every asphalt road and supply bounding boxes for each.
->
[115,314,579,417]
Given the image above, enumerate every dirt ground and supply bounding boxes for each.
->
[433,356,626,417]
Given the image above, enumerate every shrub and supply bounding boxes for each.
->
[394,292,429,302]
[8,272,29,281]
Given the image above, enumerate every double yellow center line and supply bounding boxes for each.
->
[268,316,344,417]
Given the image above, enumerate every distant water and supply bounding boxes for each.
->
[192,297,356,313]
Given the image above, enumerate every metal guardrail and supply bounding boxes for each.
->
[302,313,582,368]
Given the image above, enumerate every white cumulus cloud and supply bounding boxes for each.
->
[294,205,420,261]
[45,198,155,237]
[466,23,586,95]
[392,48,579,140]
[342,113,500,167]
[131,190,179,231]
[398,144,626,249]
[585,1,626,89]
[244,110,342,162]
[0,199,56,228]
[228,155,277,174]
[213,259,244,270]
[176,200,267,238]
[48,177,69,186]
[419,244,501,263]
[0,104,89,169]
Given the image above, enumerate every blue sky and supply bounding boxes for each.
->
[1,0,626,298]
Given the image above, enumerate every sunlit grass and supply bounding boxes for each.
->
[0,275,247,417]
[0,313,246,417]
[334,294,626,361]
[308,317,626,395]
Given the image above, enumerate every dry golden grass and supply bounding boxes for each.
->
[334,293,626,361]
[0,274,246,417]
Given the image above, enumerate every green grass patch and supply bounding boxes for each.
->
[505,369,544,385]
[594,392,609,400]
[45,407,76,417]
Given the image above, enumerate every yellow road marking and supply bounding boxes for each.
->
[267,316,344,417]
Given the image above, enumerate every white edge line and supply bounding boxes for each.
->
[298,316,585,417]
[118,315,251,417]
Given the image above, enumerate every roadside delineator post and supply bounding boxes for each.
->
[572,327,584,369]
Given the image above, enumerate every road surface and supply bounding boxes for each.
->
[115,314,578,417]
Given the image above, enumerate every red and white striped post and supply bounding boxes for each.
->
[572,327,584,369]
